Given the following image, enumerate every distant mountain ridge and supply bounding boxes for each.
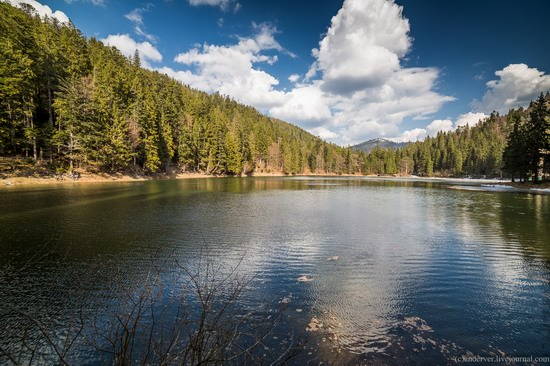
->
[352,138,409,153]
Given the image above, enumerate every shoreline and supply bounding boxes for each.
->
[0,172,218,187]
[0,171,367,187]
[0,171,509,186]
[2,171,548,191]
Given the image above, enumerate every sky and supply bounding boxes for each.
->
[8,0,550,145]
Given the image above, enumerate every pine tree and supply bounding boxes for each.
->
[527,94,550,182]
[53,76,98,169]
[503,111,529,181]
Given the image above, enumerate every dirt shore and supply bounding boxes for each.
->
[0,171,370,187]
[0,172,214,187]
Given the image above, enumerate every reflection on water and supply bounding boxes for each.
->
[0,177,549,364]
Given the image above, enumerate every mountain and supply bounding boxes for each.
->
[352,138,409,153]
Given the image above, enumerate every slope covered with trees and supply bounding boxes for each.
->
[358,95,550,181]
[503,94,550,182]
[0,2,354,176]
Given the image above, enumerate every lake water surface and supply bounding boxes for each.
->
[1,177,549,364]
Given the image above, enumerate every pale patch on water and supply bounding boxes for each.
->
[403,316,433,332]
[297,275,314,282]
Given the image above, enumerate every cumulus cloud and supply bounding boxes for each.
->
[315,0,411,95]
[474,64,550,113]
[454,112,488,128]
[100,34,162,68]
[310,127,338,140]
[125,5,157,43]
[269,83,332,126]
[393,112,488,142]
[427,119,454,134]
[163,23,289,109]
[392,128,428,143]
[159,0,453,145]
[288,74,300,83]
[268,0,454,144]
[8,0,70,23]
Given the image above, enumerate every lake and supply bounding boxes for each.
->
[1,177,549,364]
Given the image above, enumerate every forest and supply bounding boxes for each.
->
[1,2,549,181]
[0,2,353,176]
[358,94,550,182]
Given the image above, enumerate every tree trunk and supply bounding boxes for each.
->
[7,102,17,152]
[29,109,37,161]
[69,132,74,170]
[48,81,55,161]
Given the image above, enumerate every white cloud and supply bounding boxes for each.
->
[100,34,162,68]
[288,74,300,83]
[249,22,297,58]
[392,128,427,143]
[188,0,228,6]
[427,119,454,135]
[474,63,550,113]
[188,0,238,12]
[165,23,289,109]
[65,0,105,6]
[269,83,332,125]
[8,0,70,23]
[134,26,157,43]
[125,6,157,43]
[269,0,454,145]
[474,73,485,81]
[392,112,488,142]
[158,0,453,145]
[316,0,411,95]
[310,127,338,140]
[124,9,143,24]
[454,112,488,128]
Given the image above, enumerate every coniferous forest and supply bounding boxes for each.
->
[1,2,549,181]
[0,2,352,176]
[360,95,550,182]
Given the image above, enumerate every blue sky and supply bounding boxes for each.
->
[10,0,550,145]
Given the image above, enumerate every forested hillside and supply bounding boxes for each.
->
[359,95,550,180]
[359,113,510,177]
[0,2,354,176]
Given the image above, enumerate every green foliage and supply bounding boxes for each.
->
[0,2,354,174]
[503,94,550,182]
[359,98,549,180]
[381,113,512,178]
